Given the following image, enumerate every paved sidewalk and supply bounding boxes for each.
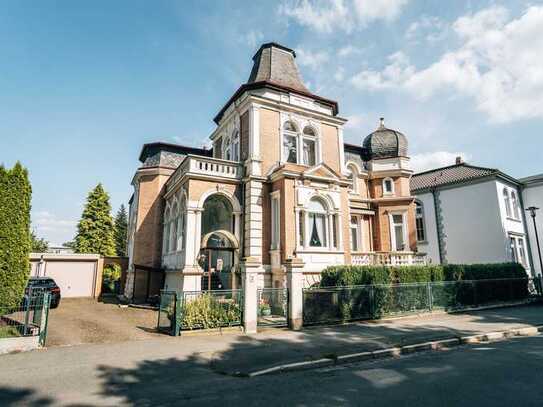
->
[1,304,543,405]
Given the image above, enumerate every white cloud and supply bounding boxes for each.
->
[278,0,409,33]
[296,48,330,70]
[351,5,543,123]
[338,45,363,57]
[32,211,77,245]
[410,151,471,173]
[405,15,447,43]
[242,30,264,49]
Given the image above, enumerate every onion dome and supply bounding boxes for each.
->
[362,118,408,160]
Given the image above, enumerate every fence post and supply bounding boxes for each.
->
[241,257,261,334]
[39,292,51,346]
[427,282,433,312]
[285,258,305,330]
[174,293,181,336]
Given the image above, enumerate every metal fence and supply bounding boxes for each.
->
[0,290,51,346]
[157,289,243,335]
[258,288,288,327]
[303,277,542,326]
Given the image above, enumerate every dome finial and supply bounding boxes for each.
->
[379,117,385,129]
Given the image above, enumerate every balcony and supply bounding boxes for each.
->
[351,252,428,266]
[168,155,243,188]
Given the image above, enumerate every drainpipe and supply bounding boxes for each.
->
[432,188,445,264]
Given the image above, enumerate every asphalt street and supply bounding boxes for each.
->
[1,334,543,406]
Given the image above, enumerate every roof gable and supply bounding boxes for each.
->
[411,163,499,192]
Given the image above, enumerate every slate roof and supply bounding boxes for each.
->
[247,42,310,94]
[410,163,500,192]
[363,120,408,160]
[214,42,339,124]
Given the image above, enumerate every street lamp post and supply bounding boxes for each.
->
[526,206,543,278]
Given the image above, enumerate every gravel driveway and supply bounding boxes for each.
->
[46,297,163,347]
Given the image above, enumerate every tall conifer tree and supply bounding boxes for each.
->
[74,184,116,256]
[0,162,31,308]
[114,204,128,257]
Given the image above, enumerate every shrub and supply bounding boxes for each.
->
[181,293,241,330]
[102,264,122,294]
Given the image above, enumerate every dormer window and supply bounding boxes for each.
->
[282,121,298,163]
[383,177,394,195]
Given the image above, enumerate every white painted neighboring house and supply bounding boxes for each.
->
[520,174,543,276]
[411,158,533,275]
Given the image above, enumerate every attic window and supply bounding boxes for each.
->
[383,178,394,195]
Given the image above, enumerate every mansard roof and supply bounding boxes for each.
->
[247,42,310,94]
[214,42,338,124]
[410,163,519,192]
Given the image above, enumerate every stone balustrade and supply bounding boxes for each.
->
[351,252,428,266]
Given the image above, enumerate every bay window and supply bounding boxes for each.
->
[390,212,407,251]
[297,197,339,250]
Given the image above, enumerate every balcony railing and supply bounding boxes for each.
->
[168,155,243,188]
[351,252,428,266]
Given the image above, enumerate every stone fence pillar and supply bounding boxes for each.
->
[241,257,261,334]
[285,258,305,330]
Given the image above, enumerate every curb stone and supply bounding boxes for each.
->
[247,324,543,377]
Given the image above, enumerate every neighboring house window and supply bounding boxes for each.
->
[347,164,358,193]
[510,235,528,268]
[302,126,316,166]
[383,178,394,195]
[511,191,521,219]
[270,194,280,250]
[308,198,327,247]
[350,216,359,252]
[283,121,298,163]
[390,213,407,251]
[415,201,426,242]
[503,188,512,218]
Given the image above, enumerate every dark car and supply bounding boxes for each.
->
[25,277,61,308]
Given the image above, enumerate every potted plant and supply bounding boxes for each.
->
[259,299,271,316]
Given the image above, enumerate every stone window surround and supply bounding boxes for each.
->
[388,210,408,252]
[280,112,322,167]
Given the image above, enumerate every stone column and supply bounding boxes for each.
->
[285,257,305,330]
[241,257,260,334]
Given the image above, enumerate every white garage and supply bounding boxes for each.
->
[30,253,102,298]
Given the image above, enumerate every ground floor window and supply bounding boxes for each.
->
[510,235,527,268]
[390,212,407,251]
[350,216,360,252]
[297,197,339,250]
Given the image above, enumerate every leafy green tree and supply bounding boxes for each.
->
[0,162,31,308]
[74,184,116,256]
[30,230,49,253]
[114,204,128,257]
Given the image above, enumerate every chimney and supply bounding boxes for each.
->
[379,117,385,128]
[455,156,463,165]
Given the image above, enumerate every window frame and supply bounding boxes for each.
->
[389,211,408,252]
[503,188,512,218]
[350,215,360,252]
[415,201,426,243]
[346,163,359,194]
[509,234,528,268]
[282,121,299,164]
[297,196,340,251]
[383,177,394,196]
[302,126,317,166]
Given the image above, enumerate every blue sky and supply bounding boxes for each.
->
[1,0,542,244]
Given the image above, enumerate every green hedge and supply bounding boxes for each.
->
[0,163,31,309]
[304,263,531,324]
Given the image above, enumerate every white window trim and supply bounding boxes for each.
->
[346,163,359,194]
[282,124,299,164]
[270,191,281,250]
[280,117,322,166]
[383,177,394,196]
[350,215,360,252]
[509,234,529,269]
[389,211,408,252]
[297,196,340,252]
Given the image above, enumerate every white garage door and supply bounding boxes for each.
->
[44,261,97,298]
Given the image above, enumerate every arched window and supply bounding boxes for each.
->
[282,121,298,164]
[170,202,178,252]
[347,164,358,193]
[308,198,327,247]
[383,177,394,196]
[201,194,234,236]
[163,205,171,254]
[415,201,426,242]
[176,197,186,251]
[503,188,512,218]
[302,126,316,166]
[231,130,240,161]
[223,136,232,161]
[511,191,520,219]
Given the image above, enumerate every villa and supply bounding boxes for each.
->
[124,42,424,302]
